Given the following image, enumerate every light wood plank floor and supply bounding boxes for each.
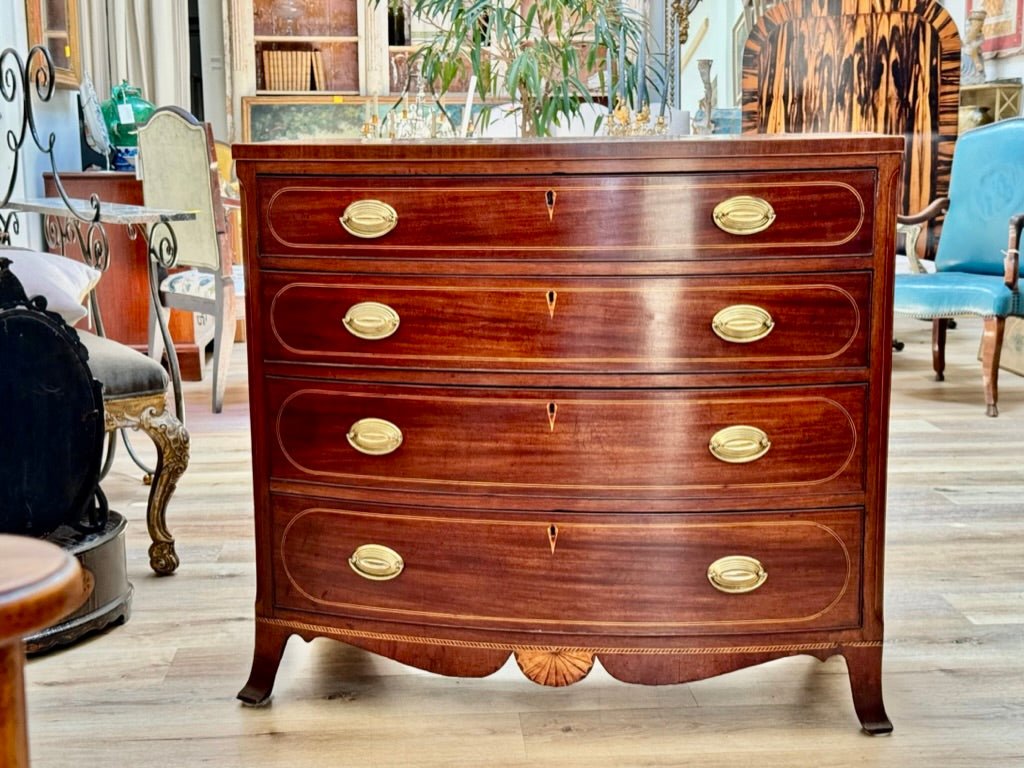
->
[24,316,1024,767]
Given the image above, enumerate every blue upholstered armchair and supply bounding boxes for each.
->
[894,118,1024,416]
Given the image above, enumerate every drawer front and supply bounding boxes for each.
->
[262,272,870,372]
[257,171,874,259]
[267,381,866,500]
[272,496,863,635]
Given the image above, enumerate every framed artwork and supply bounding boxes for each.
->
[243,96,384,142]
[967,0,1024,54]
[242,95,498,142]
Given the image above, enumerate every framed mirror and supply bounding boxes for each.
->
[24,0,82,89]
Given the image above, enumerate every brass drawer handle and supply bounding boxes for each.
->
[713,195,776,236]
[349,544,404,581]
[711,304,774,343]
[707,555,767,594]
[709,425,771,464]
[340,199,398,238]
[347,418,403,456]
[343,301,400,340]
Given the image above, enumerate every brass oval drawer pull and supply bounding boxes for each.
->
[339,199,398,239]
[349,544,404,581]
[712,195,776,236]
[707,555,767,594]
[708,425,771,464]
[343,302,400,340]
[346,418,403,456]
[711,304,775,343]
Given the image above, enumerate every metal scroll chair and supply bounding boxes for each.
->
[137,106,240,414]
[894,118,1024,417]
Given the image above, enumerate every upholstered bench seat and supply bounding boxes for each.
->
[78,331,169,398]
[895,272,1021,319]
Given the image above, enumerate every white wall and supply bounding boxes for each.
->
[1,1,81,249]
[674,0,743,113]
[199,0,229,140]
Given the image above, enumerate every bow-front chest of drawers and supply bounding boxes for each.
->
[233,136,903,733]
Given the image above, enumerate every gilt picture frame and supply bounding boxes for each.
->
[242,95,497,142]
[242,95,385,142]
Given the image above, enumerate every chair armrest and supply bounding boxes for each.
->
[897,197,950,226]
[1005,212,1024,290]
[896,222,928,273]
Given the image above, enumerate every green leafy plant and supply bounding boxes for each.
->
[400,0,657,137]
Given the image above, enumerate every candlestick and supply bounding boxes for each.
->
[638,33,648,106]
[461,75,477,137]
[606,48,614,115]
[618,28,626,103]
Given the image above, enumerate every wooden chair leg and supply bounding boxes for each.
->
[105,395,191,574]
[931,318,948,381]
[211,284,237,414]
[980,316,1005,417]
[147,302,171,364]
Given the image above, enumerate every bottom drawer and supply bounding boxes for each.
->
[272,495,863,636]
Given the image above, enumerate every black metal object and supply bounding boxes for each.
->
[1,46,103,238]
[0,257,107,535]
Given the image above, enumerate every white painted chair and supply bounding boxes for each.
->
[137,107,241,413]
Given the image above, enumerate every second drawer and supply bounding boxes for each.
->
[261,272,871,372]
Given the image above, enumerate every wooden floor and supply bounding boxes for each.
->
[24,315,1024,767]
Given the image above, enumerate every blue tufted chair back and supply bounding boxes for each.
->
[935,118,1024,276]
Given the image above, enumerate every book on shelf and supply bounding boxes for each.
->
[312,50,325,91]
[262,48,316,91]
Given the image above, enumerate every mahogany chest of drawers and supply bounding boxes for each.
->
[233,136,903,733]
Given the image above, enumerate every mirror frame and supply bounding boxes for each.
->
[24,0,82,89]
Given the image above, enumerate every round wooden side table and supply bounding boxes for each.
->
[0,535,84,767]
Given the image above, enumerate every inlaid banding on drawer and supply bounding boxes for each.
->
[268,381,865,499]
[258,172,872,258]
[272,498,863,635]
[263,273,868,371]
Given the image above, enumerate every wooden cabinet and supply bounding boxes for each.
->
[234,135,902,733]
[243,0,387,95]
[960,80,1023,124]
[23,0,82,89]
[252,0,361,93]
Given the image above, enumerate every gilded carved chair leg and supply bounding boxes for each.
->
[931,318,948,381]
[104,395,191,574]
[981,316,1005,417]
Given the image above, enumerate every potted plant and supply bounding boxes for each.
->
[401,0,656,137]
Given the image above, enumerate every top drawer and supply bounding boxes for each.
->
[256,171,875,260]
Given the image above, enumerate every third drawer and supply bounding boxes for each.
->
[266,379,867,502]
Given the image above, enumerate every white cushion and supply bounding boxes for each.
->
[2,248,101,324]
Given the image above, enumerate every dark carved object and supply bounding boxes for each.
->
[0,258,106,536]
[26,511,132,654]
[741,0,961,257]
